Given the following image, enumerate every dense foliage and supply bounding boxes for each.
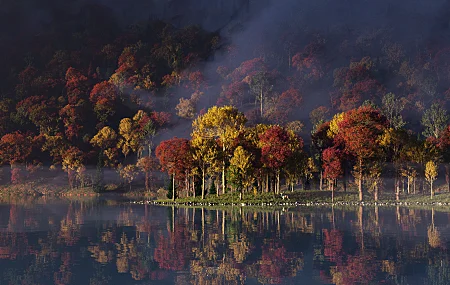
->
[3,2,450,201]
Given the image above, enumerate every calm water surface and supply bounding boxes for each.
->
[0,198,449,285]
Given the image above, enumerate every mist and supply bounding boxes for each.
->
[3,0,450,150]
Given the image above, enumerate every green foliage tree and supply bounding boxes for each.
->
[422,103,449,139]
[209,180,216,195]
[381,93,406,130]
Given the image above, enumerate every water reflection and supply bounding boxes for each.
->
[0,199,450,284]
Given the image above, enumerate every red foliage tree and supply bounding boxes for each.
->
[65,67,88,105]
[259,126,293,194]
[0,132,33,183]
[332,57,385,111]
[322,147,343,200]
[336,105,388,201]
[150,112,171,129]
[292,40,325,83]
[0,132,32,166]
[155,137,193,199]
[89,81,119,124]
[59,104,84,140]
[266,88,302,124]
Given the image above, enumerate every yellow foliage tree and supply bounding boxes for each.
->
[117,110,155,159]
[90,126,118,166]
[425,160,438,198]
[118,164,139,191]
[229,146,254,199]
[61,146,84,189]
[191,135,220,199]
[327,112,344,138]
[191,106,247,194]
[118,118,138,158]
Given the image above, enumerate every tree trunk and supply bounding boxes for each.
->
[266,173,269,193]
[374,184,378,201]
[145,172,149,192]
[358,159,363,202]
[446,165,450,192]
[186,174,189,198]
[396,178,400,201]
[276,172,280,194]
[343,163,347,192]
[202,168,205,199]
[320,170,323,191]
[331,180,334,203]
[222,144,226,196]
[260,88,263,117]
[413,177,416,194]
[431,180,434,199]
[172,174,176,201]
[407,176,410,195]
[216,180,219,198]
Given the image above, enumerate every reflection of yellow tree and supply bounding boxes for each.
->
[428,209,442,248]
[118,208,137,227]
[58,205,80,246]
[115,232,138,274]
[88,245,114,264]
[229,235,252,263]
[190,232,237,285]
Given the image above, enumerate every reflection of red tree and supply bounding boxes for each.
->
[7,205,26,232]
[333,253,377,285]
[0,232,29,260]
[259,242,293,284]
[154,224,191,271]
[150,269,168,280]
[54,252,72,285]
[0,246,17,260]
[323,229,343,263]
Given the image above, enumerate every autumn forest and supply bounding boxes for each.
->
[3,1,450,202]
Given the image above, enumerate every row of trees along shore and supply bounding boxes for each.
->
[154,101,450,202]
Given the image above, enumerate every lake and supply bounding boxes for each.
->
[0,198,449,285]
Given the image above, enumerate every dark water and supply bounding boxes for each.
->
[0,199,449,285]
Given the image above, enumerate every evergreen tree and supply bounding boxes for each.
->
[166,175,176,199]
[209,181,216,195]
[93,150,105,193]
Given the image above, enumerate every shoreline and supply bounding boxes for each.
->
[4,183,450,210]
[141,200,450,208]
[134,191,450,209]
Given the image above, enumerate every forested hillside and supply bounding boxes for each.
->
[2,0,450,200]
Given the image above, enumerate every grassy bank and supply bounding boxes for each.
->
[0,182,154,199]
[150,190,450,207]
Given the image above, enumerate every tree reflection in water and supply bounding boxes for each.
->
[0,199,449,284]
